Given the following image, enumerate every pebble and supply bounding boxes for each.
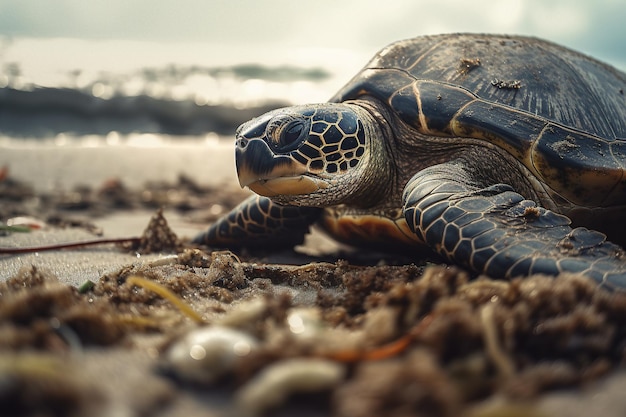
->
[164,326,258,384]
[235,358,345,415]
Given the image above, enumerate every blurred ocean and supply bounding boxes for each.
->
[2,35,623,148]
[0,37,368,144]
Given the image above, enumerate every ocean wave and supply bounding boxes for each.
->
[0,59,341,138]
[0,86,290,137]
[139,63,331,82]
[0,38,363,139]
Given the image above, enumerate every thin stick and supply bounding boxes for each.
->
[323,314,434,363]
[0,237,142,254]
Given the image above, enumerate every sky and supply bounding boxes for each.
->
[0,0,625,70]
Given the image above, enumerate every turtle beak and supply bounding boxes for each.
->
[235,138,329,197]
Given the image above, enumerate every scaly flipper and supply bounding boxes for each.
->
[193,195,322,249]
[403,161,626,291]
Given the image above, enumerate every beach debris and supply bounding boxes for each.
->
[97,177,134,208]
[44,215,104,235]
[4,165,626,415]
[121,208,183,254]
[465,401,547,417]
[0,167,35,202]
[0,236,142,254]
[0,208,181,255]
[0,223,32,235]
[235,358,345,416]
[126,275,205,323]
[163,326,259,384]
[491,78,522,89]
[323,313,433,363]
[0,266,168,349]
[0,353,104,416]
[333,349,460,417]
[216,297,269,328]
[480,300,516,381]
[144,254,180,267]
[77,279,95,294]
[7,215,47,230]
[286,307,324,340]
[459,57,481,74]
[206,250,248,290]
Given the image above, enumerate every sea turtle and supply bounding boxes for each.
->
[194,34,626,291]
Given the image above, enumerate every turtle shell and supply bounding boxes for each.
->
[331,34,626,208]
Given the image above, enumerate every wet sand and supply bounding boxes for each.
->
[2,144,626,417]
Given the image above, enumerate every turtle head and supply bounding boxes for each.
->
[235,103,386,206]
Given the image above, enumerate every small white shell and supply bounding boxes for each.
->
[216,298,268,328]
[164,326,258,384]
[286,308,323,339]
[235,358,345,415]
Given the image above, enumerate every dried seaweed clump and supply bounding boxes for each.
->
[121,209,183,254]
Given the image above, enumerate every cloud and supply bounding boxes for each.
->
[0,0,624,68]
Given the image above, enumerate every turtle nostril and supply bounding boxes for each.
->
[237,138,249,149]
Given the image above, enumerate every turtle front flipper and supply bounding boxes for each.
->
[403,161,626,291]
[193,195,322,249]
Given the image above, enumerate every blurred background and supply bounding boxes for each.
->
[0,0,624,143]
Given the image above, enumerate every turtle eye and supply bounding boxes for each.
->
[277,120,307,151]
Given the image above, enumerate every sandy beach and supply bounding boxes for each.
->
[1,143,626,417]
[0,140,237,286]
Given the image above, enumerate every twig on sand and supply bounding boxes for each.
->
[0,237,142,254]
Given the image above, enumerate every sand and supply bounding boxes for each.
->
[2,143,626,417]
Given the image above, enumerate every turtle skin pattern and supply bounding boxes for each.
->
[403,161,626,291]
[196,195,321,249]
